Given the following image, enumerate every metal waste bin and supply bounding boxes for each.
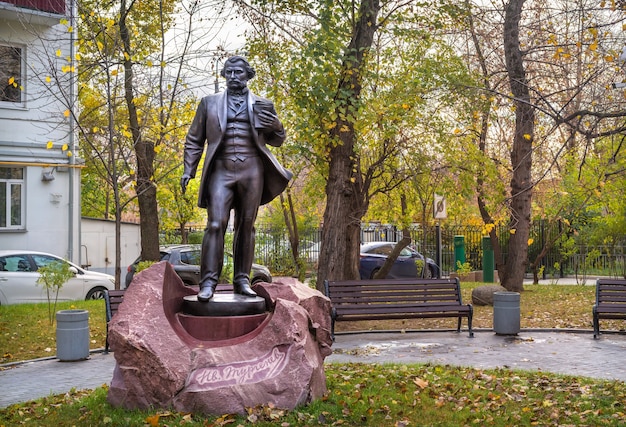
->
[56,309,89,361]
[493,292,520,335]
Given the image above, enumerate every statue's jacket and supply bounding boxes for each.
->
[183,90,292,208]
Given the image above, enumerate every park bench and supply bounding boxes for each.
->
[323,277,473,339]
[104,289,126,353]
[593,278,626,339]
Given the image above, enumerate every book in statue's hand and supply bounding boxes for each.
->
[253,101,276,129]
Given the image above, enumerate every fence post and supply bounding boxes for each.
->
[482,236,494,282]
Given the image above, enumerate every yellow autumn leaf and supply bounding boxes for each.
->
[123,52,130,61]
[413,378,429,389]
[111,69,118,76]
[46,141,54,149]
[154,145,162,154]
[56,49,62,57]
[66,151,72,157]
[62,143,68,151]
[528,238,534,246]
[45,76,51,83]
[67,26,73,32]
[8,76,14,85]
[59,18,68,25]
[523,133,531,140]
[63,110,70,117]
[589,42,598,52]
[97,41,104,51]
[510,229,516,235]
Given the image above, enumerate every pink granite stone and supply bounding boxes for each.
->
[107,262,332,415]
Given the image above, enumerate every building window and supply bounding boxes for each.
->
[0,167,25,229]
[0,45,24,105]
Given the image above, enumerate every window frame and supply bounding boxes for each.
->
[0,167,26,230]
[0,43,26,108]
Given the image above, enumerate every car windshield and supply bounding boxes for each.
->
[365,244,413,257]
[180,250,201,265]
[32,254,66,270]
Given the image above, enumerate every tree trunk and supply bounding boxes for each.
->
[119,0,160,262]
[466,1,506,281]
[502,0,534,292]
[316,0,380,290]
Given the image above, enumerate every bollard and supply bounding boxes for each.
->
[493,292,520,335]
[56,309,90,361]
[454,235,465,270]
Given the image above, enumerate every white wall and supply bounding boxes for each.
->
[0,5,80,262]
[80,217,141,277]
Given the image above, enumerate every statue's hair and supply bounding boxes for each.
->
[220,56,256,79]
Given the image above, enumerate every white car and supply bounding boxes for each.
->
[0,250,115,305]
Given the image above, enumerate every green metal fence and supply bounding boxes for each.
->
[163,221,626,279]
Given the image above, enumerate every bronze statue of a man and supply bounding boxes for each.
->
[181,56,292,301]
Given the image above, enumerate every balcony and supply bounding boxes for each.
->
[0,0,65,16]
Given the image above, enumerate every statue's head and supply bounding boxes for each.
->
[220,56,256,80]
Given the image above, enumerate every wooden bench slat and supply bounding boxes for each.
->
[325,277,473,339]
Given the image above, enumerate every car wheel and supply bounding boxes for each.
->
[369,268,380,279]
[86,286,107,300]
[423,266,433,279]
[252,275,271,285]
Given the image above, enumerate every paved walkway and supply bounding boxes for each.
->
[2,329,625,409]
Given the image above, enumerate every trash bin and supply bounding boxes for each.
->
[56,309,89,361]
[493,292,520,335]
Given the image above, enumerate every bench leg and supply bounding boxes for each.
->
[467,306,474,338]
[592,307,600,339]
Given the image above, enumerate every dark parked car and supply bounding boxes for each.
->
[125,244,272,288]
[359,242,440,279]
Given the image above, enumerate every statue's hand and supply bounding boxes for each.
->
[257,110,283,133]
[180,174,191,194]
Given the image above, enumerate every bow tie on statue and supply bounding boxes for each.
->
[228,90,247,111]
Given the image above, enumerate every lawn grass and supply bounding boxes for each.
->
[0,299,107,363]
[1,282,624,363]
[2,282,626,426]
[335,281,625,334]
[1,363,625,426]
